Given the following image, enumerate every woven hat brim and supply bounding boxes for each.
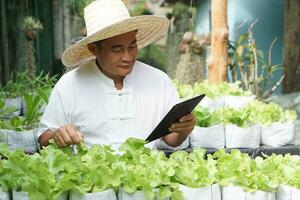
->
[62,15,169,67]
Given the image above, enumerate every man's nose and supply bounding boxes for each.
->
[121,49,133,61]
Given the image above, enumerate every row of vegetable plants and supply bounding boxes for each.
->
[0,138,299,200]
[0,72,57,153]
[157,81,297,151]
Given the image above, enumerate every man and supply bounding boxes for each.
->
[38,0,195,149]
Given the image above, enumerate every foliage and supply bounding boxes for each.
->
[213,107,252,128]
[129,0,153,16]
[1,71,57,101]
[118,138,181,200]
[0,92,43,130]
[193,100,297,128]
[170,148,217,188]
[246,100,297,125]
[194,106,222,127]
[2,139,300,198]
[173,80,252,99]
[228,21,283,100]
[23,16,43,31]
[213,149,279,192]
[1,72,28,98]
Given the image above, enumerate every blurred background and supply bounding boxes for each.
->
[0,0,299,118]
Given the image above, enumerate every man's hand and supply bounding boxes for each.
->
[169,113,196,135]
[163,113,196,147]
[53,124,83,147]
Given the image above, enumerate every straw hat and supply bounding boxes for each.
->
[62,0,170,67]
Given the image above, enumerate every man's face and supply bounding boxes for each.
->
[91,31,138,80]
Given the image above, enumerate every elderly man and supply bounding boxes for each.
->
[38,0,195,149]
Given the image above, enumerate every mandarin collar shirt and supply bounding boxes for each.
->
[37,60,179,149]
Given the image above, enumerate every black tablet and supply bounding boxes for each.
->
[145,94,205,143]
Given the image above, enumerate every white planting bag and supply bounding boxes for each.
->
[179,184,221,200]
[222,185,275,200]
[13,190,30,200]
[224,95,255,109]
[190,125,225,149]
[0,129,38,153]
[70,189,117,200]
[118,189,147,200]
[199,96,224,110]
[0,188,9,200]
[261,121,295,147]
[4,97,22,117]
[118,188,170,200]
[276,184,300,200]
[156,137,190,150]
[225,124,260,148]
[13,190,68,200]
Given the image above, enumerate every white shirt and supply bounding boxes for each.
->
[37,60,179,149]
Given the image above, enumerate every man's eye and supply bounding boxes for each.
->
[112,48,122,52]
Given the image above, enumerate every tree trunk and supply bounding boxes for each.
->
[208,0,228,83]
[283,0,300,93]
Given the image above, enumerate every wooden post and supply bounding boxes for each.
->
[208,0,229,83]
[283,0,300,93]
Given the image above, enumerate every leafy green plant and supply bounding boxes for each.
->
[23,16,43,32]
[170,148,217,188]
[194,107,222,127]
[213,149,279,192]
[173,80,252,99]
[1,72,28,98]
[214,107,251,128]
[0,92,43,131]
[228,20,283,100]
[118,138,181,200]
[247,100,297,125]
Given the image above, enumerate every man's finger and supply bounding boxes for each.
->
[170,125,194,133]
[179,113,195,122]
[55,134,68,147]
[60,130,74,145]
[171,119,195,129]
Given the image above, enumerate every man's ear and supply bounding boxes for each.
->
[87,43,96,55]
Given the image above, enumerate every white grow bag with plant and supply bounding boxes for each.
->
[224,95,255,109]
[261,121,295,147]
[156,137,190,150]
[190,125,225,149]
[118,188,170,200]
[225,124,260,148]
[0,128,38,153]
[178,184,221,200]
[222,185,275,200]
[276,184,300,200]
[70,189,117,200]
[0,188,9,200]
